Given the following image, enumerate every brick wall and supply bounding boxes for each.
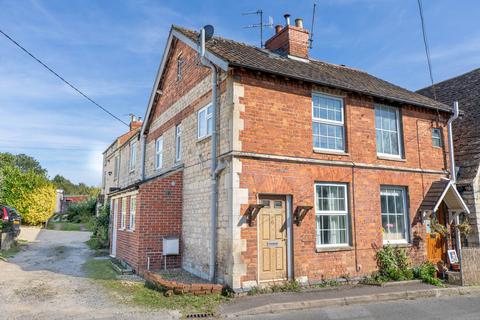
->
[233,69,451,286]
[136,170,183,273]
[462,248,480,285]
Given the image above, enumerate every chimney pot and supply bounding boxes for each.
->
[284,14,291,25]
[275,25,283,34]
[295,18,303,28]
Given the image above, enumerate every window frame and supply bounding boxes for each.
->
[120,197,126,230]
[175,124,182,162]
[197,103,213,139]
[155,136,164,170]
[128,196,136,231]
[129,140,137,172]
[314,182,350,248]
[312,93,346,153]
[113,155,120,180]
[432,128,442,148]
[380,185,409,245]
[177,54,184,81]
[375,104,403,159]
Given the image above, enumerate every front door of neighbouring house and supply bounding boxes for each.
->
[258,195,287,281]
[427,203,448,264]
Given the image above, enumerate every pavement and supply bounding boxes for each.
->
[221,282,480,318]
[235,294,480,320]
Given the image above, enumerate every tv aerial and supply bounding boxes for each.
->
[242,9,273,48]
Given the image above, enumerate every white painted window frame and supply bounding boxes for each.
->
[432,128,442,148]
[175,124,182,162]
[197,103,213,139]
[375,104,403,158]
[129,141,137,172]
[380,186,409,245]
[155,136,163,170]
[113,155,120,180]
[120,197,126,230]
[312,93,346,153]
[314,182,350,248]
[128,196,136,231]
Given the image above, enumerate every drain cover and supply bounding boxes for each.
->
[186,313,214,318]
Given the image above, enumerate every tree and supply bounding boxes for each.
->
[0,166,56,225]
[0,152,47,177]
[51,174,100,196]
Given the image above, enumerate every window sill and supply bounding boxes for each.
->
[197,134,212,143]
[313,149,349,156]
[127,229,135,233]
[315,246,353,253]
[383,242,410,248]
[377,155,406,162]
[119,228,125,231]
[129,170,136,174]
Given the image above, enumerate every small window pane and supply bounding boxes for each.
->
[274,201,282,208]
[432,128,442,147]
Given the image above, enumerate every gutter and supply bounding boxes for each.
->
[199,27,220,283]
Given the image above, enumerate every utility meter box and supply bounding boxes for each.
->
[162,237,179,255]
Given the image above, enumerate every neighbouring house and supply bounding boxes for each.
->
[103,16,469,291]
[418,68,480,247]
[54,191,90,214]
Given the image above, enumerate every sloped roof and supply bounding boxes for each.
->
[173,25,450,112]
[419,179,469,213]
[417,68,480,183]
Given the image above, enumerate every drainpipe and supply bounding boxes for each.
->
[447,101,464,285]
[140,134,146,181]
[447,101,459,183]
[199,27,219,283]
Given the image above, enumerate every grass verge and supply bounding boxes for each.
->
[82,258,229,314]
[47,222,86,231]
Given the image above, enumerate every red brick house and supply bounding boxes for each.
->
[105,17,469,290]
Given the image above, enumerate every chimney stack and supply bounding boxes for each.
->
[265,14,310,59]
[129,114,143,131]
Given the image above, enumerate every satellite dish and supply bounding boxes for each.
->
[203,25,214,42]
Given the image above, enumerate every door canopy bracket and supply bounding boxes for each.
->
[245,204,266,226]
[293,205,313,226]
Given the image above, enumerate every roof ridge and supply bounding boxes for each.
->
[417,67,480,92]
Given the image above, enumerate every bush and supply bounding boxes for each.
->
[376,245,411,281]
[86,204,110,250]
[65,197,97,223]
[0,166,56,225]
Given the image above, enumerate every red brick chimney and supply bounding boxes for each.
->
[129,114,143,131]
[265,14,310,59]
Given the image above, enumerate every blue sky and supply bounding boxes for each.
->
[1,0,479,186]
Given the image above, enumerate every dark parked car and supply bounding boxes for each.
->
[1,205,21,237]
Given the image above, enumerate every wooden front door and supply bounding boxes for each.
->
[427,203,447,264]
[258,196,287,281]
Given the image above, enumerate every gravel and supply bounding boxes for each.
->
[0,229,179,320]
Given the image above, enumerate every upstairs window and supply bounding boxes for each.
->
[315,183,349,247]
[155,136,163,170]
[114,155,120,180]
[375,105,402,157]
[312,94,345,152]
[198,104,213,139]
[432,128,442,147]
[175,124,182,162]
[177,55,184,81]
[129,141,137,172]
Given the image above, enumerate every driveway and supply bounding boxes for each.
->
[0,229,177,320]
